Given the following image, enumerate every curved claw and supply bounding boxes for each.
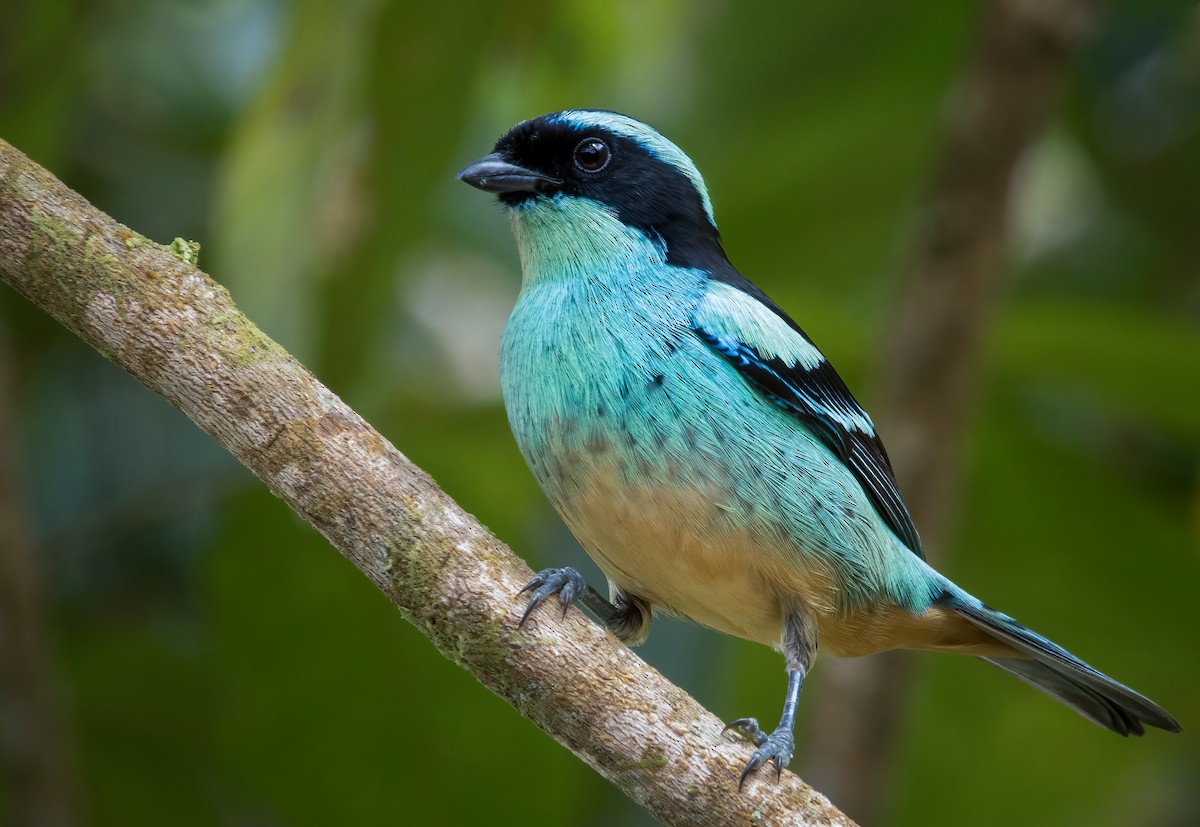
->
[738,752,766,791]
[735,729,795,791]
[722,717,768,746]
[517,567,588,628]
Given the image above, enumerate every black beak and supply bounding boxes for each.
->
[457,153,561,195]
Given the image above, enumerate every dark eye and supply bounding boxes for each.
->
[573,138,610,173]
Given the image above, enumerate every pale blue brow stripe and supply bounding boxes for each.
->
[554,110,717,228]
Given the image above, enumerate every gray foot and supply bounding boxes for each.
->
[518,567,587,627]
[723,717,795,789]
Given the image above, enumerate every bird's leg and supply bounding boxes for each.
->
[724,608,817,790]
[518,569,653,644]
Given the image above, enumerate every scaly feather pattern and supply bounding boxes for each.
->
[501,193,940,641]
[692,280,924,558]
[458,110,1179,771]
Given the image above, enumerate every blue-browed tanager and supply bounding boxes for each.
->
[457,110,1181,787]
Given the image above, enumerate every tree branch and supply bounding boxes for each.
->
[0,139,856,827]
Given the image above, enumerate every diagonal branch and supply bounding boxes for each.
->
[0,139,855,827]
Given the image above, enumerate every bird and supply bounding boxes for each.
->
[456,110,1181,787]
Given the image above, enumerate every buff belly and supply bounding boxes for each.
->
[557,466,1016,659]
[501,280,1013,659]
[561,473,798,648]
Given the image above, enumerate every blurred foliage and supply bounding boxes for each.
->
[1,1,1198,825]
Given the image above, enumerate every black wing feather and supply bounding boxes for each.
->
[694,324,925,559]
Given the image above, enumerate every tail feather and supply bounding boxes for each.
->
[938,591,1181,736]
[981,657,1146,735]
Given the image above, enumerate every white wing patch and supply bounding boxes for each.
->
[694,281,827,370]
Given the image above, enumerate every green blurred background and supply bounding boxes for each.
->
[1,1,1198,825]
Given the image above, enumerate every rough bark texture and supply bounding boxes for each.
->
[0,138,856,827]
[800,0,1103,821]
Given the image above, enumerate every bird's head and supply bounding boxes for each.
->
[458,111,725,277]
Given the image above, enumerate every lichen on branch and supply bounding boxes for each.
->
[0,138,855,827]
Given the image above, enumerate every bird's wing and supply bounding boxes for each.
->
[692,277,924,559]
